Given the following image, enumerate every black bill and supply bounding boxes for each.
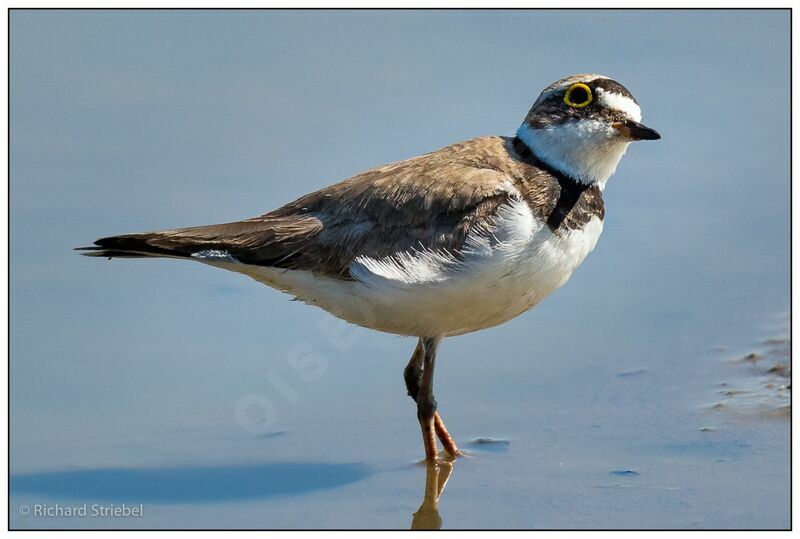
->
[616,120,661,141]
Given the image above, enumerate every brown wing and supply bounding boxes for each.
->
[80,136,519,278]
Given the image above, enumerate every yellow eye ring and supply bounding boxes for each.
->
[564,83,593,108]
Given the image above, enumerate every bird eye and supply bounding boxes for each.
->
[564,83,593,108]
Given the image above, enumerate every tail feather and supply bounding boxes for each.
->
[76,233,194,259]
[78,215,322,266]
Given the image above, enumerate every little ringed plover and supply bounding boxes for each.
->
[79,74,660,462]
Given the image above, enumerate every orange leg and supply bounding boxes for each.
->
[405,339,462,460]
[407,336,456,462]
[419,413,438,462]
[434,413,462,458]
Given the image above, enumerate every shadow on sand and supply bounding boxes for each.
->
[11,462,371,504]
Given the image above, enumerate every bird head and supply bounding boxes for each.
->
[516,74,660,189]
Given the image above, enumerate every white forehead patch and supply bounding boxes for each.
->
[596,88,642,122]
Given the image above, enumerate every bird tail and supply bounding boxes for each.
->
[75,233,192,259]
[78,216,320,264]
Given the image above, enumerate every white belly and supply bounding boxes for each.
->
[206,200,603,337]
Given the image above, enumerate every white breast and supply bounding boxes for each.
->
[208,198,603,337]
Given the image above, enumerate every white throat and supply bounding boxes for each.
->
[516,121,631,190]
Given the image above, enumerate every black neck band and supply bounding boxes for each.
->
[511,136,591,231]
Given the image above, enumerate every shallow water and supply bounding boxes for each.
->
[10,10,789,529]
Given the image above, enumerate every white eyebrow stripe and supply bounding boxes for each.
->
[597,89,642,122]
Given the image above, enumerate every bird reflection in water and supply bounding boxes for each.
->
[411,457,456,530]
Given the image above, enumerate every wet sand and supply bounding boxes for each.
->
[11,314,790,529]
